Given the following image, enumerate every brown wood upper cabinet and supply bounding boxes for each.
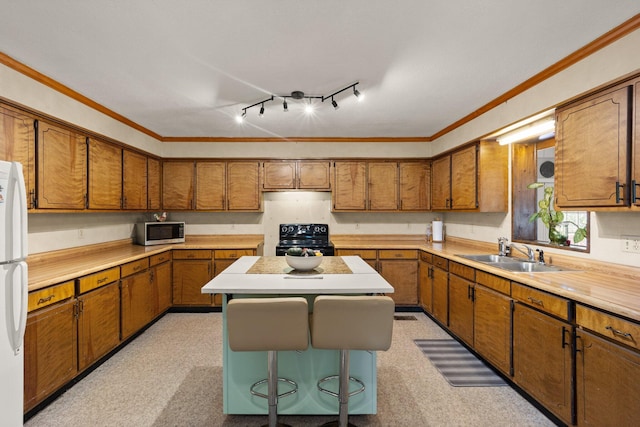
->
[36,120,87,210]
[333,160,431,212]
[263,160,331,191]
[0,104,36,209]
[555,83,632,209]
[431,141,507,212]
[88,138,122,209]
[147,157,162,210]
[163,160,262,211]
[122,149,148,210]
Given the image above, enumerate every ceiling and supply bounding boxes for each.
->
[1,1,639,140]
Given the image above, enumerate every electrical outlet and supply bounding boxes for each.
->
[78,229,85,239]
[622,236,640,253]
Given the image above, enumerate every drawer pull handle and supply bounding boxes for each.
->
[134,265,141,271]
[97,277,108,284]
[527,296,544,306]
[38,295,55,305]
[606,326,632,339]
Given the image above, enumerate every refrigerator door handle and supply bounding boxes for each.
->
[6,261,28,355]
[6,162,28,260]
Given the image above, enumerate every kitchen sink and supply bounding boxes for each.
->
[457,254,515,263]
[457,254,575,272]
[487,261,573,273]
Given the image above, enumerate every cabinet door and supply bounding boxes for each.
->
[431,155,450,210]
[120,270,154,339]
[432,266,448,325]
[400,162,430,211]
[0,104,36,208]
[123,150,148,209]
[37,121,87,209]
[77,282,120,371]
[152,261,172,315]
[298,160,331,190]
[450,144,477,210]
[24,299,78,412]
[172,259,213,305]
[88,138,122,209]
[556,85,631,208]
[633,79,640,207]
[196,161,226,210]
[474,285,512,375]
[162,160,194,210]
[448,274,474,345]
[263,161,296,189]
[378,259,417,305]
[368,162,398,210]
[513,303,573,425]
[576,329,640,427]
[418,259,433,313]
[227,161,261,210]
[147,157,162,210]
[333,161,367,210]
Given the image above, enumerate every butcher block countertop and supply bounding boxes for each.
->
[332,234,640,322]
[27,235,264,292]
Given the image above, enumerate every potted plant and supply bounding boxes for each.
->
[527,182,587,245]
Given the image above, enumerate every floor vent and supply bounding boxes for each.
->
[394,315,417,321]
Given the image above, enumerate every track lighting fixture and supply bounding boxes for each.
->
[236,82,361,121]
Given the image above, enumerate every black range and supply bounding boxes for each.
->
[275,223,335,256]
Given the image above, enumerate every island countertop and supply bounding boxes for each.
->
[201,256,394,294]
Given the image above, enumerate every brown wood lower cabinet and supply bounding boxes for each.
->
[575,329,640,426]
[378,256,418,305]
[418,252,433,313]
[448,273,474,345]
[473,285,512,375]
[431,256,449,325]
[121,268,155,340]
[172,250,213,306]
[512,302,573,425]
[24,298,78,412]
[77,282,121,371]
[151,258,172,314]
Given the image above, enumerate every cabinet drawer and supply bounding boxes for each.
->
[512,282,570,320]
[576,304,640,351]
[419,251,433,263]
[149,251,172,267]
[476,270,510,295]
[77,267,121,294]
[449,261,475,281]
[215,249,254,259]
[172,250,212,260]
[28,280,75,312]
[433,255,449,270]
[337,249,377,259]
[120,258,150,278]
[378,249,417,260]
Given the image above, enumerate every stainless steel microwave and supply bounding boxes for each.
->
[136,221,185,246]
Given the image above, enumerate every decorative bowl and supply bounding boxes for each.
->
[285,254,323,271]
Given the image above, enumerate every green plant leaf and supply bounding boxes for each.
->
[528,212,539,223]
[574,228,587,243]
[527,182,545,189]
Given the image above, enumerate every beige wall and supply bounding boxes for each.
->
[3,28,640,267]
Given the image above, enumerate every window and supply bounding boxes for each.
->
[511,138,589,251]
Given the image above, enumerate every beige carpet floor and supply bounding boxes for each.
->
[25,312,556,426]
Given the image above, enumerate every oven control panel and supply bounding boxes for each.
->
[279,223,329,240]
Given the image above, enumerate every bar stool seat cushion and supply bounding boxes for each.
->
[227,297,309,352]
[311,295,394,351]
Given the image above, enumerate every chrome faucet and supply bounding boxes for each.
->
[497,237,509,256]
[509,243,535,262]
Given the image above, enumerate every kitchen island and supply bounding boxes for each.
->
[201,255,394,415]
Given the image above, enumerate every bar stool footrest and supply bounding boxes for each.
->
[250,377,298,400]
[317,375,366,398]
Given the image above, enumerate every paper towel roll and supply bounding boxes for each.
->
[432,220,444,242]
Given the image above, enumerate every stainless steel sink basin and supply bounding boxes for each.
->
[457,254,515,263]
[487,261,573,273]
[457,254,575,272]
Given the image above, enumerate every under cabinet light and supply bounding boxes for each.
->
[497,120,555,145]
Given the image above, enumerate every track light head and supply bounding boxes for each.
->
[259,103,265,117]
[283,99,288,112]
[353,87,362,100]
[331,97,339,110]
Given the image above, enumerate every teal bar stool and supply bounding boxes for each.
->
[227,297,309,427]
[311,295,395,427]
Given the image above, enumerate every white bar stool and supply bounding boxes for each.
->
[227,297,309,427]
[311,295,395,427]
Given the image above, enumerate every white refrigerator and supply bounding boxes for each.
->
[0,160,29,426]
